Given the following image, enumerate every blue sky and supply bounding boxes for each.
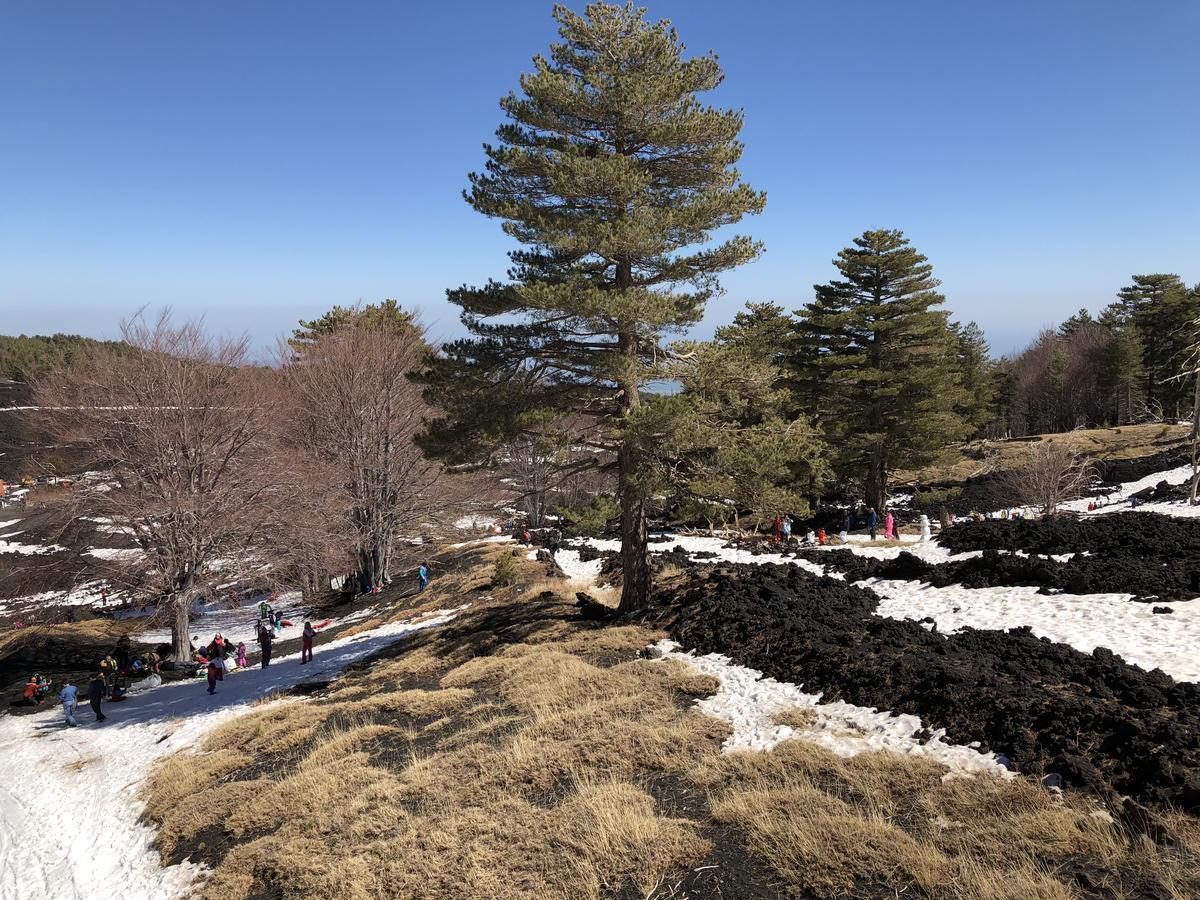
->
[1,0,1196,356]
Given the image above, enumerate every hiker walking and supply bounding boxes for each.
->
[867,507,878,541]
[59,681,78,727]
[257,621,273,669]
[300,621,315,664]
[88,672,107,722]
[417,562,429,593]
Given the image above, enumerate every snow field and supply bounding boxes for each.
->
[0,607,463,900]
[652,640,1011,779]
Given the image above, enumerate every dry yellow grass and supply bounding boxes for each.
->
[141,557,1200,900]
[897,422,1187,485]
[696,740,1200,899]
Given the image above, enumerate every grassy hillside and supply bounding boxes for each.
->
[141,545,1200,899]
[896,422,1189,486]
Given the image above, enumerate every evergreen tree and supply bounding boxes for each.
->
[1116,274,1197,417]
[421,2,765,611]
[794,229,968,510]
[1058,308,1096,338]
[950,320,994,434]
[289,299,417,353]
[666,306,824,529]
[1099,325,1145,424]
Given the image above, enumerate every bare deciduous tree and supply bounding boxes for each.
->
[33,312,279,661]
[275,317,471,591]
[1003,441,1094,517]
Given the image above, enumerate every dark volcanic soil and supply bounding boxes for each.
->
[646,563,1200,813]
[939,511,1200,558]
[802,545,1200,601]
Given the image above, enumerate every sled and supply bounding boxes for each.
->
[315,619,333,630]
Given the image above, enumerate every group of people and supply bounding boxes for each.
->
[53,636,164,727]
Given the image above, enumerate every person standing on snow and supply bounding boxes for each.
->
[257,622,273,669]
[417,563,429,593]
[59,681,79,727]
[88,672,107,722]
[236,642,248,668]
[867,507,878,540]
[884,511,895,540]
[300,621,315,664]
[772,515,782,542]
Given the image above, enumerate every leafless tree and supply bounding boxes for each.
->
[32,312,281,661]
[274,317,474,591]
[1003,441,1095,517]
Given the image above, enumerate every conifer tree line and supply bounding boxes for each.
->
[13,3,1197,618]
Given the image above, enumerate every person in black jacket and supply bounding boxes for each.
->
[88,672,107,722]
[257,622,273,668]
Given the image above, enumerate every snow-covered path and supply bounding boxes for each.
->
[0,607,461,900]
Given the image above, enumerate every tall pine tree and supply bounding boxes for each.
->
[421,2,764,611]
[1115,274,1197,418]
[795,229,968,510]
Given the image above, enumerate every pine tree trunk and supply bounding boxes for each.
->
[169,594,192,663]
[615,258,650,614]
[1190,372,1200,505]
[864,450,887,512]
[617,443,650,613]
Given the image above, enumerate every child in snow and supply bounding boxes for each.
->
[782,517,793,541]
[206,658,223,695]
[236,642,247,668]
[18,676,40,706]
[884,512,895,540]
[816,528,827,546]
[273,611,283,634]
[418,563,429,593]
[59,681,78,727]
[772,515,782,542]
[88,672,107,722]
[300,621,315,664]
[803,529,816,546]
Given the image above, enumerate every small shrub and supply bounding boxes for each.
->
[492,552,519,587]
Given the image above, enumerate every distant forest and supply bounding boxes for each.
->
[0,334,127,382]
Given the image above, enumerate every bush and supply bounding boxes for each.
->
[560,495,619,537]
[492,552,519,587]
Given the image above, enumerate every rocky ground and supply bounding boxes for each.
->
[643,562,1200,815]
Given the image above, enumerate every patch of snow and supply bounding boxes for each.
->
[652,639,1011,779]
[0,538,68,556]
[551,549,604,583]
[449,534,513,549]
[84,548,142,561]
[865,578,1200,683]
[0,606,464,900]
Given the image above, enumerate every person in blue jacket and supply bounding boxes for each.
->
[417,563,429,592]
[59,681,79,727]
[867,507,879,541]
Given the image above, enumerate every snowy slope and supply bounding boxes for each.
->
[0,607,462,900]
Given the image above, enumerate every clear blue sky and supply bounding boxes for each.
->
[1,0,1196,356]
